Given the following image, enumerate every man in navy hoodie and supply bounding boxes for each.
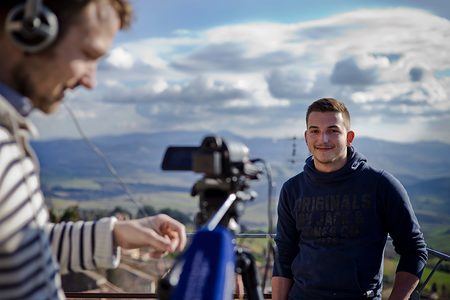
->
[272,98,427,300]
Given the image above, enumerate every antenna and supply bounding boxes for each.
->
[288,136,298,165]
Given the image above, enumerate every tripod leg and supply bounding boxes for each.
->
[235,248,264,300]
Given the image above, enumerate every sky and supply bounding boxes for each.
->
[31,0,450,143]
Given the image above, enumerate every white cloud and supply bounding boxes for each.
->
[104,47,135,69]
[33,8,450,143]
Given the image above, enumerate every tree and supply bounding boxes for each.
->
[60,205,81,222]
[159,208,192,225]
[136,205,156,218]
[48,208,59,222]
[111,206,132,219]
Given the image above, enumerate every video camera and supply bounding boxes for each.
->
[162,135,260,179]
[162,135,261,228]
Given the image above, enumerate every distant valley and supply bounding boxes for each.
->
[32,130,450,252]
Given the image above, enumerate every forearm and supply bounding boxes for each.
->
[388,271,419,300]
[46,218,120,273]
[113,214,186,257]
[272,276,293,300]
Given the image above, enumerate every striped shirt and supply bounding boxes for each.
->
[0,94,120,300]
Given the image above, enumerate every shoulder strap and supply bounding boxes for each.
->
[0,94,40,171]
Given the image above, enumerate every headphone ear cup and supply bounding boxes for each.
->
[5,2,59,53]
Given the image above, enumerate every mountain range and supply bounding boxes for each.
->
[32,130,450,251]
[32,130,450,180]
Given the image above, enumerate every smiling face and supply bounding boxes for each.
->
[305,111,355,173]
[10,0,120,113]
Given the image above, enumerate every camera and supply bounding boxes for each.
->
[162,135,260,179]
[161,135,261,228]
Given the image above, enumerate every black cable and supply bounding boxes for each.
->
[251,158,279,293]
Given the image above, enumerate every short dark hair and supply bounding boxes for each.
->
[0,0,133,45]
[306,98,351,129]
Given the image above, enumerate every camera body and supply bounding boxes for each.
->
[161,135,260,227]
[162,135,259,179]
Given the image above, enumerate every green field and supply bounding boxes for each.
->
[50,191,196,216]
[47,178,450,299]
[421,224,450,254]
[384,257,450,299]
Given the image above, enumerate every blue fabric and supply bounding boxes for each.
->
[0,81,33,116]
[273,146,427,299]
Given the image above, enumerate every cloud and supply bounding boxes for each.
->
[171,44,297,73]
[104,47,135,69]
[97,75,289,110]
[266,69,318,100]
[330,55,390,86]
[34,8,450,143]
[409,67,425,82]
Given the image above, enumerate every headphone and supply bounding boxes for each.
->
[5,0,59,53]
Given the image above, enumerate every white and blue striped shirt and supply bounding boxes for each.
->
[0,87,120,300]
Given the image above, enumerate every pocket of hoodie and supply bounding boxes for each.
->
[292,247,363,294]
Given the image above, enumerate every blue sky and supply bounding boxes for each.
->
[117,0,450,40]
[32,0,450,143]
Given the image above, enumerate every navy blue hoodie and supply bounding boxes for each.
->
[273,147,427,299]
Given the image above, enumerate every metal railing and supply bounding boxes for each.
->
[411,247,450,300]
[65,234,450,300]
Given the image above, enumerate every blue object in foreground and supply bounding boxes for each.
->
[171,226,235,300]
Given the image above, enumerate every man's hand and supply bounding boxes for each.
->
[113,214,187,258]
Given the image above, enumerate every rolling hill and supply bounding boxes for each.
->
[32,130,450,251]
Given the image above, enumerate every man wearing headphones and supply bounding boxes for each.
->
[0,1,186,299]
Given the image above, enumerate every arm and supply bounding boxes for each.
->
[46,214,186,273]
[379,173,427,297]
[388,271,419,300]
[46,218,121,273]
[272,276,293,300]
[272,181,300,298]
[113,213,186,258]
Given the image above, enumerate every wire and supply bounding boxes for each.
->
[64,102,172,279]
[251,158,280,292]
[63,102,148,216]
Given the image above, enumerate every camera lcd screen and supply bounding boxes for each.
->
[161,146,199,171]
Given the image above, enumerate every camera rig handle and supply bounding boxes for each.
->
[205,193,237,231]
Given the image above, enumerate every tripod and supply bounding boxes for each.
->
[235,246,264,300]
[157,189,264,300]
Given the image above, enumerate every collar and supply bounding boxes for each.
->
[0,81,34,116]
